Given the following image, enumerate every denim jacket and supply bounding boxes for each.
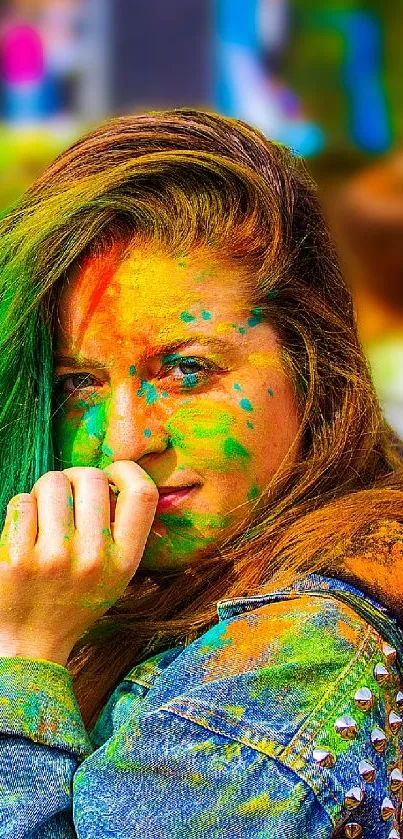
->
[1,574,403,838]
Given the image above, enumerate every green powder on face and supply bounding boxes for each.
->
[247,485,260,501]
[247,307,264,328]
[143,428,152,438]
[128,365,137,376]
[166,405,234,449]
[239,398,253,412]
[223,437,250,461]
[246,420,254,429]
[267,388,274,397]
[55,400,109,468]
[231,323,246,335]
[180,311,196,323]
[233,383,242,392]
[201,310,212,320]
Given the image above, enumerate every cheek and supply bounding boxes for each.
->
[166,398,252,475]
[54,401,109,468]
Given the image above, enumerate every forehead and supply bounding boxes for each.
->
[57,243,251,350]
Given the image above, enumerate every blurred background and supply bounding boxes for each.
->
[1,0,402,437]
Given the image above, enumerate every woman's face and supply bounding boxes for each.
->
[54,243,301,570]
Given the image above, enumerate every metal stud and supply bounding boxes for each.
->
[358,759,376,783]
[381,797,395,821]
[382,643,397,665]
[312,748,336,768]
[395,691,403,710]
[371,727,387,753]
[354,687,374,711]
[389,768,403,794]
[388,830,400,839]
[345,787,365,809]
[344,823,363,838]
[374,663,391,685]
[335,716,358,740]
[389,711,403,735]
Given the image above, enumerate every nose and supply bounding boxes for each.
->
[102,381,168,462]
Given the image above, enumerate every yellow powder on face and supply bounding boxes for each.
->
[215,322,235,334]
[247,351,279,368]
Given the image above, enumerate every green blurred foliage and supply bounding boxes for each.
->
[0,127,79,211]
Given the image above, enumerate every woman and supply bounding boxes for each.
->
[1,110,403,838]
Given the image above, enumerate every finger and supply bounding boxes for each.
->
[62,466,110,541]
[33,472,74,556]
[102,461,158,568]
[0,494,37,564]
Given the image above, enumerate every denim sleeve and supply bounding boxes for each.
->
[0,657,92,838]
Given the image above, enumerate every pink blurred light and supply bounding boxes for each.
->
[1,23,45,84]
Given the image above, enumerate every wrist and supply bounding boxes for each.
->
[0,630,71,667]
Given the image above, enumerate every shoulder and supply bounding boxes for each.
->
[152,591,387,752]
[190,591,379,683]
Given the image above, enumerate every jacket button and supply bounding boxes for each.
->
[312,748,336,768]
[374,663,391,685]
[345,787,365,809]
[380,797,395,821]
[358,759,376,783]
[335,716,358,739]
[344,823,363,838]
[395,690,403,709]
[354,687,374,711]
[371,727,387,753]
[382,643,397,665]
[389,768,403,794]
[388,711,403,735]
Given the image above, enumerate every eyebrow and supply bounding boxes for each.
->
[54,336,237,369]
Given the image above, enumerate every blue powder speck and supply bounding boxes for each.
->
[201,310,212,320]
[129,365,137,376]
[240,398,253,412]
[143,429,152,438]
[137,381,159,405]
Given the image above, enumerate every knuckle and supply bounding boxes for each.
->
[7,493,34,508]
[33,471,70,492]
[63,466,107,482]
[36,545,70,573]
[3,550,30,571]
[74,539,104,572]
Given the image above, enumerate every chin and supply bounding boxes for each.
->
[139,528,218,573]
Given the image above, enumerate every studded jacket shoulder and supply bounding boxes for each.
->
[0,575,402,838]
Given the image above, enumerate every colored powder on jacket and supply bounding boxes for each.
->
[0,573,403,837]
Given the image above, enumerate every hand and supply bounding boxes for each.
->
[0,462,158,666]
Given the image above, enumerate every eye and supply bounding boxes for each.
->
[53,372,101,398]
[161,356,219,389]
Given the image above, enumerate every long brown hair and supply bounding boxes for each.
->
[1,109,403,730]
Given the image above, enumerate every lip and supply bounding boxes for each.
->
[156,485,199,513]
